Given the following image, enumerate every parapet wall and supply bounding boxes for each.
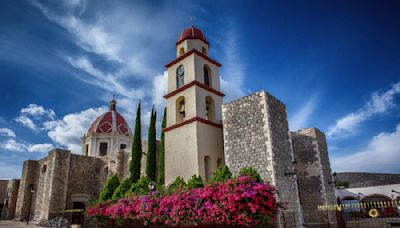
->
[222,91,303,228]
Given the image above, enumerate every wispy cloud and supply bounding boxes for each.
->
[0,128,16,138]
[219,21,246,102]
[15,115,37,130]
[327,82,400,139]
[289,95,319,130]
[332,123,400,173]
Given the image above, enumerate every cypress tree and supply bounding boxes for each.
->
[146,106,157,181]
[130,102,142,183]
[157,107,166,186]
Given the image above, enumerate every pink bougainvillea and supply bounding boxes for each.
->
[88,176,277,227]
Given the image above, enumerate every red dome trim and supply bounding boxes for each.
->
[165,49,221,68]
[176,26,209,46]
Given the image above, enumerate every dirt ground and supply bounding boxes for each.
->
[0,220,38,227]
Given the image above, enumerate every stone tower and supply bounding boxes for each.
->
[222,91,304,228]
[291,128,337,227]
[164,27,225,184]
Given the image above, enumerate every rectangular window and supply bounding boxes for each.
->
[99,143,108,156]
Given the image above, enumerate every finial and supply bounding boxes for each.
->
[109,94,117,111]
[190,16,195,27]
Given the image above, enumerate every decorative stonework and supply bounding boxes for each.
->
[223,91,303,228]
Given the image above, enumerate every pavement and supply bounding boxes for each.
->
[0,220,37,227]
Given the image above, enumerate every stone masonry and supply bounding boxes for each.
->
[1,179,19,219]
[291,128,337,227]
[14,149,107,222]
[222,91,304,228]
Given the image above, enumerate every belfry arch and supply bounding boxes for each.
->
[176,96,185,123]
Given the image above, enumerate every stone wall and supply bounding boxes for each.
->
[2,179,19,219]
[291,128,337,227]
[15,160,38,221]
[222,91,303,228]
[336,172,400,188]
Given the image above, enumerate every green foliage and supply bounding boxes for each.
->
[157,107,166,186]
[166,176,186,194]
[130,102,142,183]
[126,176,151,196]
[239,167,262,182]
[211,165,232,184]
[99,174,120,202]
[146,106,157,182]
[112,178,132,200]
[186,175,204,190]
[335,180,349,188]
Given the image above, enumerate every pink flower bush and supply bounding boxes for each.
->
[88,176,277,227]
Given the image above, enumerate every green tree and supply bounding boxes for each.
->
[99,174,120,202]
[130,102,142,183]
[157,107,166,186]
[112,178,132,200]
[146,106,157,182]
[239,167,262,182]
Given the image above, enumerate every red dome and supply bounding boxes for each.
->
[87,100,131,136]
[177,26,209,45]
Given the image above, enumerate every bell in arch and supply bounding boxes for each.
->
[179,102,185,115]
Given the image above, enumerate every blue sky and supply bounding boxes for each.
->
[1,0,400,179]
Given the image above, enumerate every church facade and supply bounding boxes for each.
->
[2,27,338,227]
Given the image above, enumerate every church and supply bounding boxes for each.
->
[2,27,338,227]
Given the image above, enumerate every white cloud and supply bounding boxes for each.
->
[152,71,168,113]
[15,104,56,131]
[1,139,26,152]
[332,123,400,173]
[327,82,400,139]
[1,139,54,153]
[46,106,107,153]
[15,115,37,130]
[290,96,319,131]
[28,143,54,153]
[0,128,16,138]
[21,104,55,119]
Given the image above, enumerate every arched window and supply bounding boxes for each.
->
[202,47,207,55]
[217,158,223,168]
[99,142,108,156]
[41,164,47,174]
[204,65,211,87]
[179,47,185,56]
[176,65,184,88]
[176,96,185,123]
[204,156,211,180]
[205,96,215,122]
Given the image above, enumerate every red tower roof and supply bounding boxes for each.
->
[177,26,209,45]
[87,100,131,136]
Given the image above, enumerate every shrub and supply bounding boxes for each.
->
[88,175,277,227]
[112,179,132,200]
[186,175,204,190]
[166,176,186,194]
[99,174,120,202]
[126,176,151,197]
[239,167,262,182]
[210,165,232,184]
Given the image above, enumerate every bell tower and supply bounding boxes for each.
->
[163,26,225,184]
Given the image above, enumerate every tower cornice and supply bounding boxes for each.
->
[162,116,223,132]
[163,80,225,99]
[165,49,221,68]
